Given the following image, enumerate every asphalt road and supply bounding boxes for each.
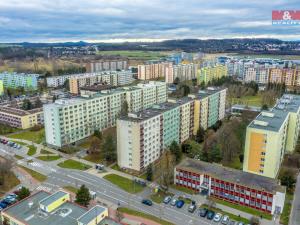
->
[0,143,232,225]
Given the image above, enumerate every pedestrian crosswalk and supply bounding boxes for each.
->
[36,185,52,192]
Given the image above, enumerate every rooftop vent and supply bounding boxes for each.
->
[28,201,33,208]
[261,112,275,118]
[253,120,269,127]
[277,104,285,110]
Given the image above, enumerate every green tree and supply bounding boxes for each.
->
[88,136,101,154]
[250,217,260,225]
[17,187,30,200]
[173,77,180,85]
[146,164,153,181]
[169,141,182,163]
[180,84,190,96]
[102,134,116,162]
[261,104,269,110]
[94,130,102,140]
[279,169,296,192]
[22,99,33,110]
[75,185,91,207]
[195,127,205,143]
[52,95,57,103]
[34,98,43,108]
[121,100,129,116]
[63,79,69,90]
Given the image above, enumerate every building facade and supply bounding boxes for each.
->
[243,94,300,178]
[175,158,286,215]
[0,72,39,90]
[0,107,43,129]
[117,88,227,171]
[86,59,128,72]
[165,63,199,84]
[138,62,172,80]
[197,65,228,85]
[44,81,167,148]
[69,70,134,94]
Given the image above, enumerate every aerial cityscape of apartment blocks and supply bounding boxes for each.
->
[175,158,286,215]
[117,87,227,171]
[243,94,300,179]
[0,72,40,90]
[0,190,115,225]
[197,65,228,85]
[69,70,134,94]
[137,62,173,80]
[44,81,167,148]
[46,70,134,88]
[165,63,198,83]
[85,59,128,72]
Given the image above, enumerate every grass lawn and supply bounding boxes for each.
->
[178,196,192,204]
[231,95,263,107]
[103,174,144,193]
[211,197,272,220]
[111,164,122,171]
[36,155,61,161]
[58,159,91,170]
[63,186,79,193]
[19,166,47,182]
[170,184,196,195]
[40,149,54,154]
[202,204,250,224]
[27,145,37,156]
[118,207,175,225]
[8,128,45,144]
[14,154,24,160]
[83,154,103,163]
[150,191,174,204]
[280,192,293,225]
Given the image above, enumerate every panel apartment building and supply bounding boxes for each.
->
[44,81,167,148]
[69,70,134,94]
[243,94,300,179]
[165,63,199,83]
[117,87,227,171]
[86,59,128,72]
[47,70,134,88]
[175,158,285,215]
[0,72,40,90]
[197,65,228,85]
[138,62,173,80]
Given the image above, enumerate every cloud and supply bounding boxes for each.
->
[0,0,299,42]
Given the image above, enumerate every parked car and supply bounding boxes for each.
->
[163,196,172,204]
[237,222,244,225]
[95,164,104,170]
[199,208,208,217]
[213,213,222,222]
[206,210,215,220]
[221,215,230,224]
[229,221,236,225]
[170,198,177,206]
[0,201,8,209]
[188,204,196,213]
[176,200,185,208]
[141,199,153,206]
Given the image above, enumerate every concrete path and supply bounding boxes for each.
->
[289,173,300,225]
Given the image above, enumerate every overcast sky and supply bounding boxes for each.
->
[0,0,299,42]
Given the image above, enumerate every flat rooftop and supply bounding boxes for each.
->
[3,191,87,225]
[0,106,43,116]
[248,94,300,132]
[40,191,68,207]
[177,158,286,193]
[120,99,191,122]
[80,84,115,92]
[77,206,107,224]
